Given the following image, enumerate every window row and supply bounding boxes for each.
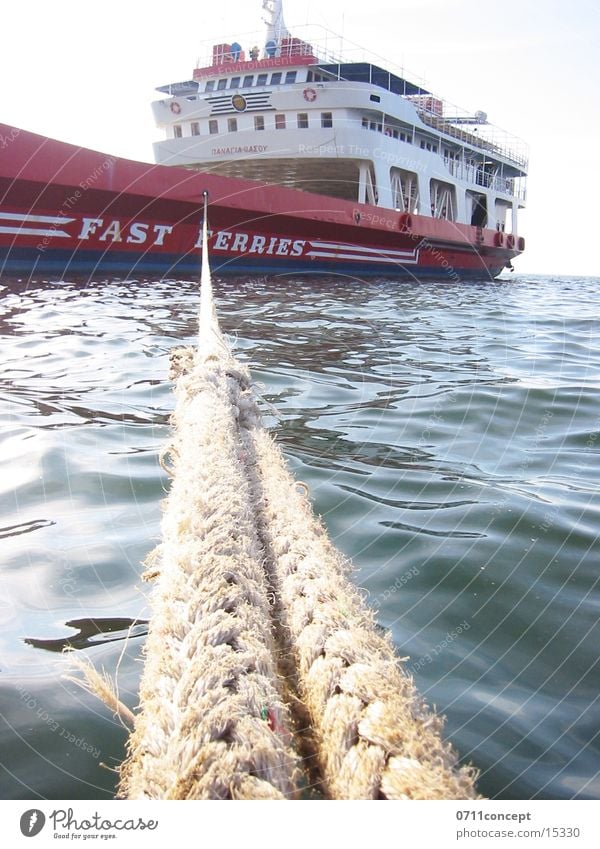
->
[204,71,297,92]
[361,117,411,143]
[172,112,334,137]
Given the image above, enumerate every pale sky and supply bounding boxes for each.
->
[2,0,599,276]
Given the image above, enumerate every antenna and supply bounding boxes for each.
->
[262,0,290,55]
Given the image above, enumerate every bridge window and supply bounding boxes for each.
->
[173,125,182,138]
[275,114,286,129]
[285,71,297,84]
[297,112,309,128]
[217,79,228,90]
[205,80,215,92]
[230,77,241,89]
[191,122,200,136]
[256,73,268,86]
[242,75,254,87]
[271,72,282,85]
[209,119,219,134]
[321,112,333,128]
[254,116,265,130]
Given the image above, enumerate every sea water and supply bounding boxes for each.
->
[0,273,598,800]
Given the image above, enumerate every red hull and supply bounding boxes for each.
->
[0,124,522,279]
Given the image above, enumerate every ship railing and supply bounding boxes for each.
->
[416,108,528,170]
[443,156,528,200]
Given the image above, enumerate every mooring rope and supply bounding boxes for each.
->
[84,197,479,799]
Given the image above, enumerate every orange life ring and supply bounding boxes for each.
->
[506,234,515,249]
[494,231,505,247]
[170,101,181,115]
[400,212,413,232]
[303,87,317,102]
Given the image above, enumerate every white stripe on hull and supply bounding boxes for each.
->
[0,212,76,225]
[0,227,71,238]
[307,250,419,264]
[310,240,419,259]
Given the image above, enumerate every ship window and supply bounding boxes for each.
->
[209,119,219,134]
[205,80,215,92]
[370,94,381,103]
[254,115,265,130]
[256,73,268,86]
[275,113,286,129]
[243,75,254,87]
[362,117,369,128]
[271,72,282,85]
[307,71,313,82]
[228,117,238,132]
[217,78,228,90]
[369,121,376,130]
[173,124,182,138]
[377,123,383,132]
[285,71,297,84]
[191,122,200,136]
[321,112,333,128]
[297,112,309,128]
[230,77,241,89]
[393,129,399,139]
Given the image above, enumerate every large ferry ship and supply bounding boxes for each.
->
[0,0,527,279]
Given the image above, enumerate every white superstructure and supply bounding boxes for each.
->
[152,0,527,235]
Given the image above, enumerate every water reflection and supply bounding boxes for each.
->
[24,618,149,653]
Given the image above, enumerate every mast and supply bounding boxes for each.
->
[262,0,290,55]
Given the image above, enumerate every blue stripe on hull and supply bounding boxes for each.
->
[0,247,502,281]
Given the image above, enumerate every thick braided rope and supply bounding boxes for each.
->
[118,216,301,799]
[237,394,480,800]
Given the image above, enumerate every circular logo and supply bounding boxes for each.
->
[231,94,247,112]
[19,810,46,837]
[303,87,317,102]
[170,101,181,115]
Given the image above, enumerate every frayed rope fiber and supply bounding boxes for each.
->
[116,205,480,800]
